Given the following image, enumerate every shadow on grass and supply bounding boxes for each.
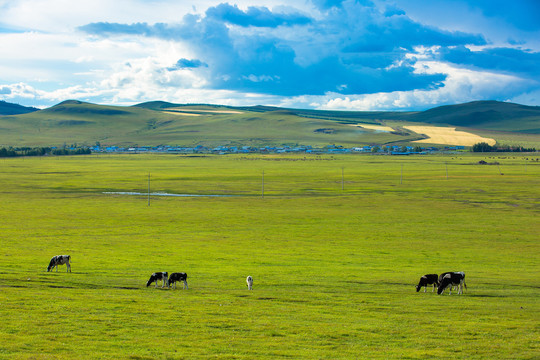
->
[114,286,140,290]
[465,294,508,298]
[48,285,75,289]
[482,282,540,290]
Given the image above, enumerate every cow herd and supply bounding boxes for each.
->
[47,255,254,290]
[146,271,189,289]
[47,255,466,295]
[416,272,467,295]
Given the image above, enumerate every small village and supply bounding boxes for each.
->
[90,144,465,155]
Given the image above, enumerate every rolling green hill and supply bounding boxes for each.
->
[404,101,540,133]
[0,100,39,115]
[0,99,538,147]
[136,100,540,132]
[0,100,420,147]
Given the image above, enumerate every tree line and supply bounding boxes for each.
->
[471,142,536,153]
[0,147,91,157]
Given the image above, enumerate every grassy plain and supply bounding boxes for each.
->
[0,153,538,359]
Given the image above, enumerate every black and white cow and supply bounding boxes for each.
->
[437,272,467,295]
[146,272,168,288]
[168,272,188,289]
[438,271,459,292]
[246,275,253,290]
[415,274,439,292]
[47,255,71,272]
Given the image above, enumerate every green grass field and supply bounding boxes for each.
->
[0,154,538,359]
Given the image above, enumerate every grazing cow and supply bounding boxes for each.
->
[415,274,439,292]
[437,272,467,295]
[246,275,253,290]
[146,272,168,288]
[438,271,459,292]
[47,255,71,272]
[168,272,188,290]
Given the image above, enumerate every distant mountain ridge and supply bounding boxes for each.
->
[0,100,39,115]
[0,99,539,147]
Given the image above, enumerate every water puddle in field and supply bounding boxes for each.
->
[103,191,233,197]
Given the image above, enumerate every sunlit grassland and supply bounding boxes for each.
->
[0,154,538,359]
[0,104,415,148]
[461,128,540,149]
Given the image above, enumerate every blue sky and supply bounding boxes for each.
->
[0,0,539,110]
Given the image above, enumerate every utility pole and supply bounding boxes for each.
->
[262,170,265,198]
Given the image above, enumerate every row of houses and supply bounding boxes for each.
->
[89,144,465,154]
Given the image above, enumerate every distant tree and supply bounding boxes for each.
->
[472,142,493,152]
[371,146,380,153]
[0,147,17,157]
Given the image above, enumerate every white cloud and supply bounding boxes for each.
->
[309,60,531,111]
[0,57,535,110]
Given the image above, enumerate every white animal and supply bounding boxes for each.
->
[246,275,253,290]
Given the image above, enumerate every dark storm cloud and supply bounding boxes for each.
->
[205,3,311,27]
[439,46,540,77]
[77,1,511,97]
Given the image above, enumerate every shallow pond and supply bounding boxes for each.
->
[103,191,233,197]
